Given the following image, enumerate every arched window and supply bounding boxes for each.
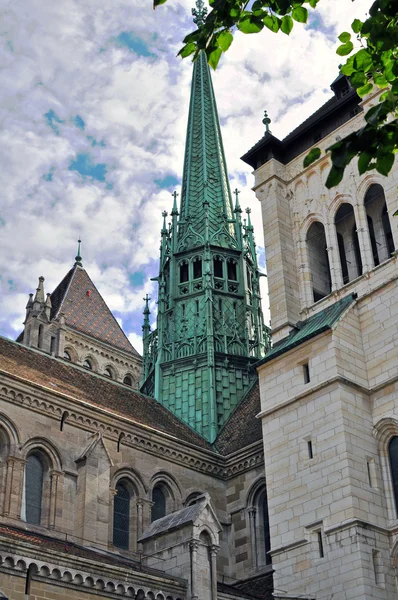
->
[193,257,202,279]
[306,221,331,302]
[337,233,349,284]
[335,203,362,283]
[389,437,398,517]
[83,359,92,370]
[249,484,271,569]
[227,260,237,281]
[24,454,44,525]
[382,205,395,256]
[63,350,71,361]
[113,481,131,549]
[365,184,395,264]
[367,215,379,266]
[151,486,166,522]
[185,491,204,506]
[104,368,113,379]
[213,257,223,279]
[38,324,44,349]
[179,261,189,283]
[123,375,132,386]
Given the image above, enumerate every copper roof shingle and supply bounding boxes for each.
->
[50,265,140,356]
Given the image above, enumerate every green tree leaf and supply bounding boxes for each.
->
[358,151,373,174]
[325,166,344,189]
[263,14,280,32]
[178,42,197,58]
[336,41,354,56]
[153,0,167,7]
[280,14,293,34]
[208,47,222,70]
[217,30,233,52]
[292,6,308,23]
[353,49,373,72]
[238,15,264,33]
[376,152,395,176]
[374,72,389,88]
[357,81,373,97]
[303,147,321,168]
[338,31,351,43]
[351,19,363,33]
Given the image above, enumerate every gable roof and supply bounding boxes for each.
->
[0,337,213,451]
[214,381,262,455]
[50,264,139,356]
[256,294,356,366]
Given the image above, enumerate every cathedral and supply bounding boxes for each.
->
[0,2,398,599]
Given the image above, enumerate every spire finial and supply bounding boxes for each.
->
[192,0,207,27]
[233,188,242,213]
[262,110,271,134]
[171,191,179,216]
[74,239,83,267]
[34,276,45,304]
[245,207,253,230]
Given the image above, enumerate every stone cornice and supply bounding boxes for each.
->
[0,541,186,599]
[0,374,263,480]
[257,375,370,419]
[63,328,142,367]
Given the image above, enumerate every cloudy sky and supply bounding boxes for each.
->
[0,0,370,353]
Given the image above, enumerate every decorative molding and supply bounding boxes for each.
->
[0,377,263,480]
[0,548,185,599]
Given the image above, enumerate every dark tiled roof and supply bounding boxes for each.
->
[215,381,262,455]
[230,572,274,600]
[257,294,356,366]
[0,337,213,450]
[139,503,203,541]
[217,580,264,599]
[50,265,140,356]
[241,82,360,169]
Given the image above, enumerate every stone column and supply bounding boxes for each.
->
[48,470,62,529]
[3,456,25,519]
[297,239,313,309]
[189,540,199,600]
[354,203,373,272]
[137,499,144,539]
[248,508,258,570]
[325,222,344,291]
[210,545,219,600]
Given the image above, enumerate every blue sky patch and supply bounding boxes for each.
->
[73,115,85,130]
[44,109,64,135]
[0,217,5,227]
[129,271,145,287]
[306,13,336,39]
[43,168,54,182]
[154,174,179,189]
[69,153,107,182]
[88,135,106,147]
[115,32,156,58]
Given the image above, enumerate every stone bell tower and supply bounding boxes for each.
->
[141,0,269,443]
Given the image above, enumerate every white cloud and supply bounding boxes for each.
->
[0,0,372,341]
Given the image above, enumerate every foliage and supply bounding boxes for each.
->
[154,0,398,188]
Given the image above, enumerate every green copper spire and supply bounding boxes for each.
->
[141,3,270,442]
[74,239,83,267]
[177,46,236,251]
